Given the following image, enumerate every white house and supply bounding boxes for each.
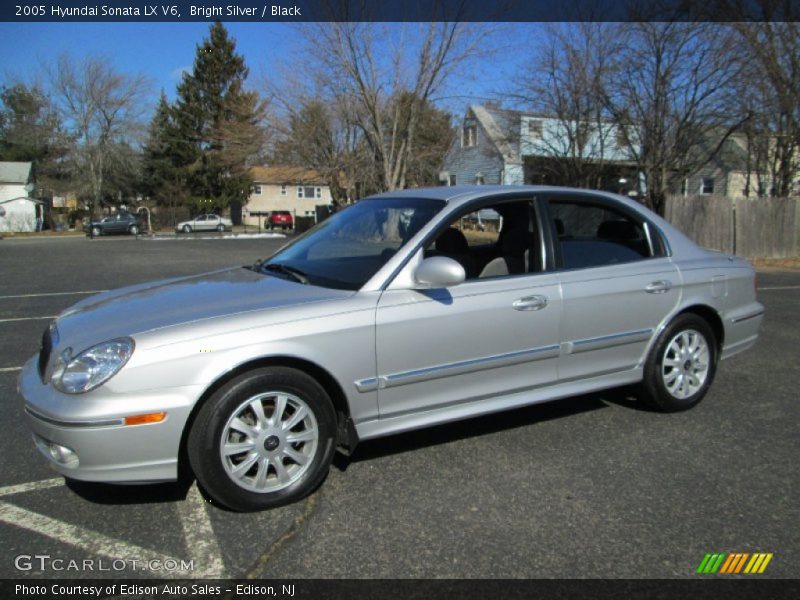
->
[243,166,332,227]
[0,161,43,232]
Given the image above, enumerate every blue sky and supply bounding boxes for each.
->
[0,22,530,117]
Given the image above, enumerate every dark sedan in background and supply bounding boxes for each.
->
[84,213,144,237]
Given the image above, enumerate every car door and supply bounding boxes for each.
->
[109,216,125,234]
[207,215,220,229]
[373,197,563,418]
[544,194,680,381]
[195,215,208,230]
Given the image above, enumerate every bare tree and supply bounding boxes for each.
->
[728,7,800,197]
[270,96,374,205]
[295,17,489,192]
[603,20,746,214]
[48,54,150,215]
[513,22,623,188]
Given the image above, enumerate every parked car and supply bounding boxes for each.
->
[20,186,763,511]
[84,213,144,237]
[267,210,293,230]
[175,214,232,233]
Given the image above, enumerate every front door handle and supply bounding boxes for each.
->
[645,280,672,294]
[513,295,548,311]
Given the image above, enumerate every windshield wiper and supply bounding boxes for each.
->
[261,263,310,285]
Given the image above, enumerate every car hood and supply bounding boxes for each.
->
[51,267,352,353]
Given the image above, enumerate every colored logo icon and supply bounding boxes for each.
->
[697,553,773,574]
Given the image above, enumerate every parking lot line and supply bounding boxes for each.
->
[0,501,188,577]
[0,478,63,498]
[758,285,800,291]
[0,316,55,323]
[0,367,22,373]
[177,484,227,578]
[0,291,107,300]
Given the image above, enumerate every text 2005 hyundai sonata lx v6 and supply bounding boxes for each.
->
[19,186,763,511]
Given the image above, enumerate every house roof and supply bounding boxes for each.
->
[0,196,44,205]
[0,161,33,184]
[469,105,522,165]
[250,166,327,185]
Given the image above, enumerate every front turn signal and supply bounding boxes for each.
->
[124,412,167,426]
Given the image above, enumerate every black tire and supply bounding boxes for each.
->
[129,225,139,235]
[216,224,225,232]
[91,226,101,237]
[183,224,192,234]
[640,313,717,412]
[188,367,337,512]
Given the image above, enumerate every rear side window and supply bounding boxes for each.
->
[548,200,655,269]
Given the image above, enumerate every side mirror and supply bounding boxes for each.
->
[414,256,465,288]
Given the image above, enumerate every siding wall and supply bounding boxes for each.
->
[243,183,332,227]
[442,116,506,186]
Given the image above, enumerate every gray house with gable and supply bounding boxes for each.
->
[440,104,640,195]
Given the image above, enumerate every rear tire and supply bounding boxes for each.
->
[188,367,337,512]
[183,225,192,234]
[129,225,139,235]
[640,313,717,412]
[91,226,101,237]
[216,224,225,232]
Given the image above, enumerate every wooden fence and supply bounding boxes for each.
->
[664,195,800,258]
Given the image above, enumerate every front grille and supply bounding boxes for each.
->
[37,326,52,381]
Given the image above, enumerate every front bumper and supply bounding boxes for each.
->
[18,356,200,483]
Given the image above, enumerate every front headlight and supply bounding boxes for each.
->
[51,338,135,394]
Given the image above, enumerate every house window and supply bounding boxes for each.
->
[315,187,322,199]
[449,174,457,186]
[297,186,316,199]
[680,178,689,196]
[528,119,543,138]
[462,125,477,148]
[701,178,715,195]
[280,185,287,196]
[252,185,262,195]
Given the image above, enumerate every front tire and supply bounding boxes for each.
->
[216,224,225,232]
[91,226,101,237]
[182,224,192,234]
[188,367,337,512]
[129,225,139,235]
[640,314,717,412]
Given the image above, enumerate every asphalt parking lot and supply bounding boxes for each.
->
[0,235,797,579]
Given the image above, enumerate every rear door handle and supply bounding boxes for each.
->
[513,295,548,311]
[645,280,672,294]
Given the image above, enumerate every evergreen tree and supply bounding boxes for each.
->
[142,91,186,225]
[172,23,265,213]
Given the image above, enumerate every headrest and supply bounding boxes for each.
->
[435,227,469,254]
[501,226,529,257]
[597,220,638,240]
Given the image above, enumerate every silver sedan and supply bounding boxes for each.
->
[19,186,763,511]
[175,213,232,233]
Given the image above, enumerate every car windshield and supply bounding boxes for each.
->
[261,197,445,290]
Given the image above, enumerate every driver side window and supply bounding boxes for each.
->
[426,199,542,280]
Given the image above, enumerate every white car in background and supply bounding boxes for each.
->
[175,214,232,233]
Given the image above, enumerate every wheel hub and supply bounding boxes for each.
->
[263,435,280,452]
